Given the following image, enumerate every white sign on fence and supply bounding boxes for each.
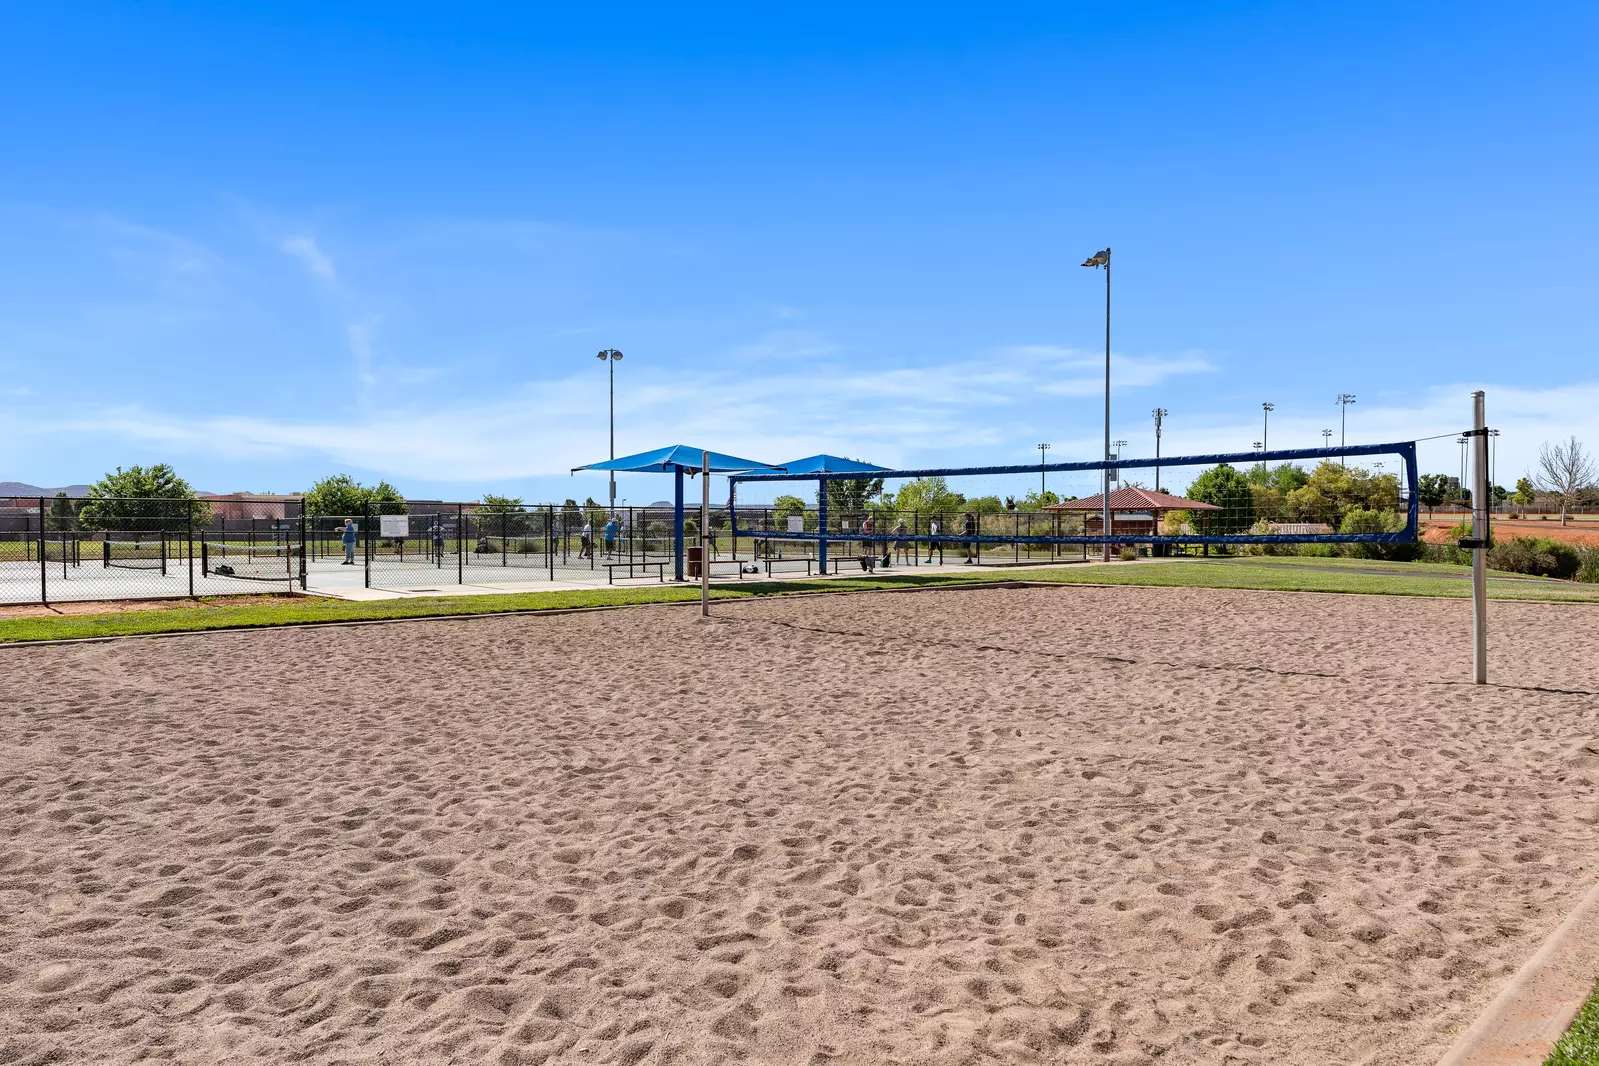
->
[787,515,803,533]
[380,515,410,538]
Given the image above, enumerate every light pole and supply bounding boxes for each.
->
[1151,408,1167,492]
[1322,428,1333,449]
[1082,247,1111,561]
[1336,393,1356,466]
[597,349,624,512]
[1037,443,1050,497]
[1261,402,1274,456]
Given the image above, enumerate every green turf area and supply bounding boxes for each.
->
[1545,980,1599,1065]
[3,557,1597,645]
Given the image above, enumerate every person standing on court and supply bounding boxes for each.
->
[580,517,594,560]
[603,515,619,557]
[962,511,977,563]
[341,519,358,565]
[925,518,942,564]
[892,519,911,566]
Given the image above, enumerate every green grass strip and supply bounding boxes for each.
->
[4,558,1597,645]
[1545,979,1599,1065]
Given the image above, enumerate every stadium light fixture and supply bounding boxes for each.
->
[1336,393,1356,466]
[598,349,624,512]
[1322,428,1333,448]
[1262,402,1274,455]
[1037,443,1050,497]
[1082,247,1112,561]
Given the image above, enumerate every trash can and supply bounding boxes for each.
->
[687,545,703,578]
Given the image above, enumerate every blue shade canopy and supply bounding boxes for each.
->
[572,444,780,474]
[754,454,888,475]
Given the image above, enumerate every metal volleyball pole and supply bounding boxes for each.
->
[1082,247,1112,562]
[700,450,711,616]
[1470,391,1489,684]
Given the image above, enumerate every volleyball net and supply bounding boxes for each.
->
[726,442,1419,570]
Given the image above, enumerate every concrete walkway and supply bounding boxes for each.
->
[304,556,1094,601]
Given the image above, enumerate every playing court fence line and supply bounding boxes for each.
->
[0,496,305,606]
[729,441,1421,574]
[0,443,1423,603]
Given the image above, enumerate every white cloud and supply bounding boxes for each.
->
[280,234,336,280]
[7,345,1218,483]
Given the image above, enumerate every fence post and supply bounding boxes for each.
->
[38,498,47,606]
[548,505,555,582]
[364,501,372,589]
[298,504,307,590]
[187,499,195,597]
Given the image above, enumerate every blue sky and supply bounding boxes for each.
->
[1,2,1594,504]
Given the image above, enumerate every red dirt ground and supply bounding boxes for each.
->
[1421,518,1599,546]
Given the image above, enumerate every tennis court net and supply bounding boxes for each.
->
[103,535,169,574]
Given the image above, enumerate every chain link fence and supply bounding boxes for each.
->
[0,496,305,606]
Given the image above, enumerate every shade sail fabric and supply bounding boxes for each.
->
[747,454,888,475]
[572,445,780,474]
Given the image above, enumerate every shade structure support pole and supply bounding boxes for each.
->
[701,451,711,616]
[673,466,686,582]
[1472,391,1489,685]
[817,480,829,575]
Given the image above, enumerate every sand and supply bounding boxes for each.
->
[2,585,1597,1065]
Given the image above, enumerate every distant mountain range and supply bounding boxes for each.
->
[1,481,94,498]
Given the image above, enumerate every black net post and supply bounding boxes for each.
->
[547,505,555,581]
[37,497,47,606]
[364,501,373,588]
[457,503,464,585]
[298,504,308,590]
[187,499,195,597]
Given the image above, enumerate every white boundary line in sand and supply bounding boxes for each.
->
[1435,877,1599,1066]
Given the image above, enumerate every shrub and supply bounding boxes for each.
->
[1337,508,1422,561]
[1486,537,1582,579]
[1118,546,1139,562]
[1576,546,1599,585]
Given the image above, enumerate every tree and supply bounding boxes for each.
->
[1019,490,1061,509]
[45,492,81,532]
[1417,474,1453,513]
[305,474,407,516]
[824,477,885,517]
[479,494,525,513]
[772,494,807,521]
[1282,461,1399,528]
[367,480,407,516]
[1513,477,1537,505]
[78,464,210,530]
[1534,436,1596,526]
[884,476,965,516]
[1186,463,1254,534]
[304,474,365,516]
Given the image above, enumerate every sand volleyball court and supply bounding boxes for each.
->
[3,585,1598,1064]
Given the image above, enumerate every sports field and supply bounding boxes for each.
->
[3,584,1597,1064]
